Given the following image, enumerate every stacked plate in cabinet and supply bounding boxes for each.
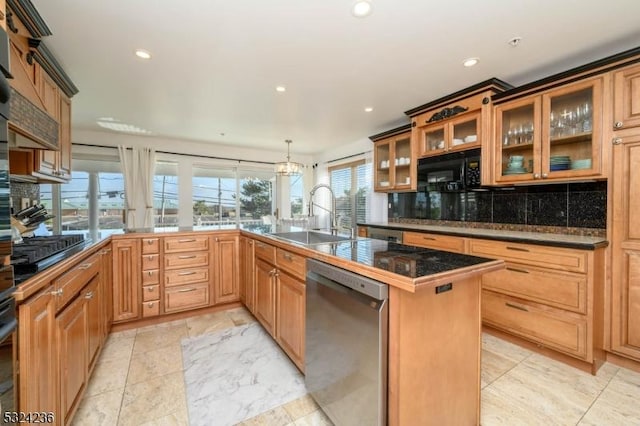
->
[550,156,571,171]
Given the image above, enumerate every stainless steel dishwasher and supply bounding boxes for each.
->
[305,259,388,426]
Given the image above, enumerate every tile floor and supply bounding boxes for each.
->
[73,307,640,426]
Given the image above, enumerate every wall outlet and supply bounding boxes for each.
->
[21,198,30,210]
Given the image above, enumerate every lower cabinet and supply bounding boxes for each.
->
[112,238,141,322]
[255,258,277,336]
[240,237,255,313]
[276,271,305,371]
[213,234,240,304]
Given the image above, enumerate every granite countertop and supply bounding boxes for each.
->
[359,222,608,250]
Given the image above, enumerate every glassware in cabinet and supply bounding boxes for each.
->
[495,98,539,182]
[393,135,412,188]
[374,141,391,189]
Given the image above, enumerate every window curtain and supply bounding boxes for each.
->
[138,147,156,227]
[118,146,139,229]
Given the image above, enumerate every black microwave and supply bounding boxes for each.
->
[417,148,481,192]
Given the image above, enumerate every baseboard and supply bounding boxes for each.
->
[605,351,640,374]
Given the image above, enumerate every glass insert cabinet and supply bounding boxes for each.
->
[373,130,414,191]
[494,77,604,183]
[418,112,481,157]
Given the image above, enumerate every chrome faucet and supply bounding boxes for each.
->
[308,183,338,235]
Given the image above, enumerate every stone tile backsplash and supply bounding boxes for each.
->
[388,181,606,230]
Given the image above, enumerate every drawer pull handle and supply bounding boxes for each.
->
[422,236,436,241]
[506,267,529,274]
[147,286,155,291]
[78,263,93,270]
[283,253,293,261]
[85,291,94,299]
[179,239,197,243]
[178,288,197,293]
[50,289,63,296]
[178,255,197,259]
[505,302,529,312]
[178,271,197,276]
[147,302,155,308]
[147,271,154,276]
[148,255,155,260]
[506,246,529,252]
[146,239,156,244]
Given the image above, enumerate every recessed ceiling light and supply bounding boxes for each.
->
[135,49,152,60]
[352,1,373,17]
[364,107,374,112]
[276,86,286,92]
[463,57,479,67]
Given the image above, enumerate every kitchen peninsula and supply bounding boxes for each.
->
[14,226,502,425]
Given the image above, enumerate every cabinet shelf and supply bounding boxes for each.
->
[549,132,592,146]
[502,142,534,151]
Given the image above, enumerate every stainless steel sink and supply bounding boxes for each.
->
[269,231,351,245]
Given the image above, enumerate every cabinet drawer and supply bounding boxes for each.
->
[142,285,160,302]
[468,239,587,273]
[142,300,160,317]
[53,252,101,311]
[403,231,466,253]
[141,254,160,270]
[482,290,587,359]
[164,236,209,253]
[482,263,587,314]
[164,283,209,313]
[141,269,160,285]
[276,248,306,280]
[254,241,276,264]
[165,267,209,287]
[141,238,160,254]
[164,252,209,269]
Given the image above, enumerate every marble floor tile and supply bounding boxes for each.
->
[482,333,532,363]
[133,324,189,355]
[227,307,258,326]
[118,371,187,426]
[71,389,123,426]
[481,349,518,388]
[186,311,236,338]
[99,335,136,363]
[85,358,131,397]
[127,344,184,385]
[282,395,319,420]
[138,409,189,426]
[239,406,293,426]
[136,318,188,334]
[292,409,333,426]
[578,367,640,425]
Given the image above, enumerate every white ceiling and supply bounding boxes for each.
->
[32,0,640,155]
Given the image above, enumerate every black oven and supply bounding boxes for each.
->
[417,148,481,192]
[0,25,16,421]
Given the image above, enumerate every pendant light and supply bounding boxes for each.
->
[275,139,304,176]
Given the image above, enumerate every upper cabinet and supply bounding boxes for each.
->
[371,125,414,192]
[613,62,640,131]
[493,77,604,184]
[415,109,481,157]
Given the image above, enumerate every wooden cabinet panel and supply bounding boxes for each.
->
[240,237,256,313]
[142,300,161,317]
[164,268,208,287]
[276,248,306,281]
[18,287,57,416]
[100,245,113,336]
[56,294,88,424]
[614,63,640,130]
[214,236,239,304]
[53,252,101,312]
[255,258,276,337]
[372,130,416,191]
[403,231,466,253]
[468,239,587,273]
[164,252,209,269]
[482,263,587,314]
[141,269,160,285]
[85,276,102,371]
[254,240,276,264]
[112,239,141,322]
[276,271,305,371]
[141,254,160,270]
[164,283,209,313]
[57,94,72,180]
[141,238,160,254]
[142,284,160,302]
[164,236,209,253]
[41,72,60,119]
[483,290,587,360]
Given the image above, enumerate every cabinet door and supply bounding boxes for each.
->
[255,258,276,337]
[112,239,141,322]
[418,121,448,157]
[57,294,88,424]
[85,276,103,371]
[58,94,72,179]
[611,133,640,360]
[40,72,60,119]
[374,139,392,190]
[213,235,240,304]
[391,133,414,190]
[276,271,305,371]
[614,63,640,130]
[101,246,113,336]
[18,287,57,416]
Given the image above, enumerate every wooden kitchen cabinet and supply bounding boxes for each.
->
[403,231,466,253]
[112,238,141,322]
[416,111,481,157]
[255,257,277,337]
[276,270,305,371]
[17,286,58,417]
[212,234,240,304]
[613,62,640,131]
[141,237,162,318]
[163,235,210,314]
[371,126,415,192]
[610,132,640,361]
[85,276,103,371]
[240,237,256,313]
[100,245,113,337]
[493,77,605,184]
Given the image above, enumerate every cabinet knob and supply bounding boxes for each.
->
[215,238,219,242]
[541,173,548,179]
[148,271,153,276]
[50,289,63,296]
[147,302,155,308]
[85,291,94,299]
[614,121,624,129]
[533,173,541,179]
[147,286,155,291]
[612,137,622,145]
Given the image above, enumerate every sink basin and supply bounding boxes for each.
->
[269,231,351,245]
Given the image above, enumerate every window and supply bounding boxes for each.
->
[154,161,179,227]
[329,160,370,231]
[192,166,237,226]
[290,174,304,217]
[60,171,89,233]
[238,170,274,223]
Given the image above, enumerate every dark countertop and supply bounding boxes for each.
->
[359,222,608,250]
